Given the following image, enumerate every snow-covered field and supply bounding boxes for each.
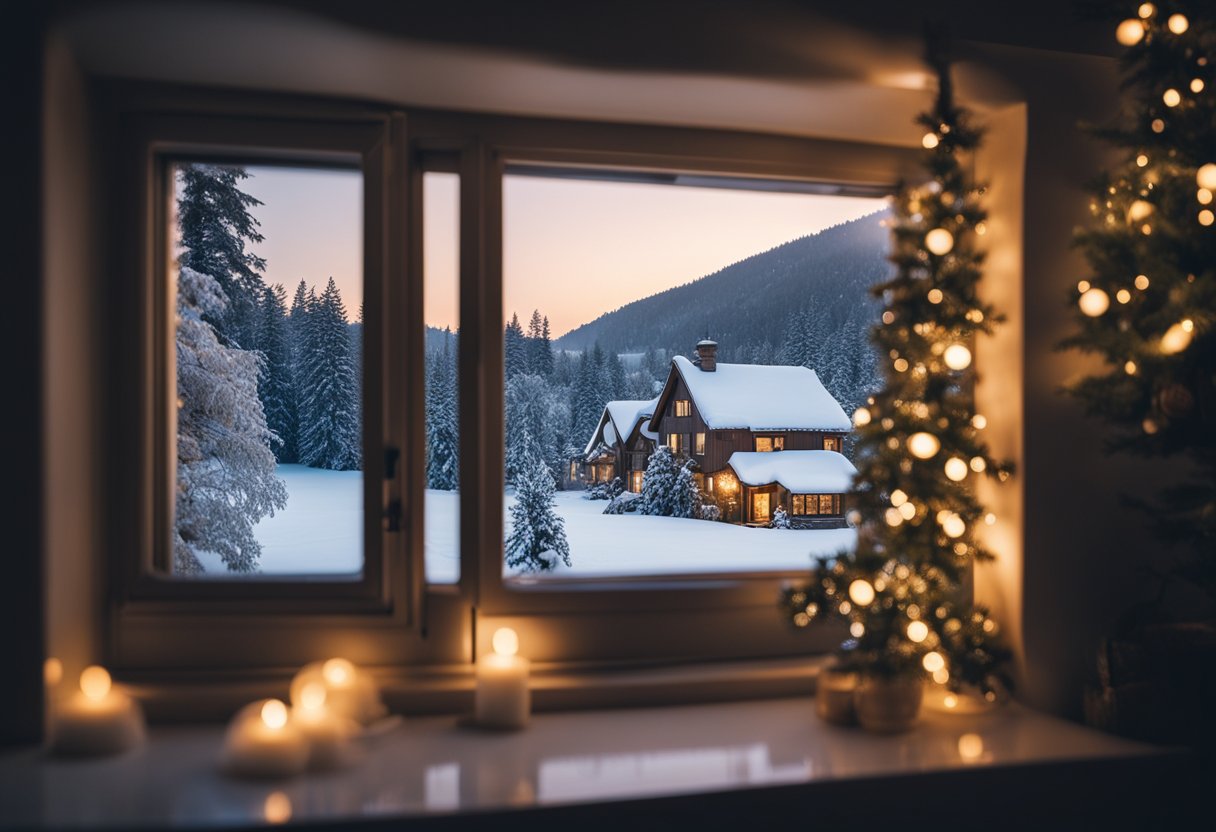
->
[198,465,855,580]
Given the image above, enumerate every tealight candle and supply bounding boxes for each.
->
[289,658,386,726]
[475,628,530,729]
[221,699,309,779]
[291,681,359,770]
[50,665,146,757]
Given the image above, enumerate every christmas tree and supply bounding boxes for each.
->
[1064,2,1215,602]
[505,453,572,572]
[782,42,1012,704]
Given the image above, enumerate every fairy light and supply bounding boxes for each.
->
[1151,119,1165,133]
[1125,360,1137,375]
[1135,274,1150,290]
[1137,3,1154,18]
[1198,189,1213,205]
[941,513,966,538]
[908,432,940,459]
[1077,280,1090,293]
[1116,18,1146,45]
[907,621,929,642]
[932,667,950,685]
[1128,199,1154,221]
[853,407,872,427]
[890,489,908,507]
[970,456,987,473]
[1161,322,1193,354]
[1136,154,1149,167]
[1163,89,1181,108]
[848,579,876,607]
[925,228,955,255]
[922,132,940,149]
[1079,287,1110,317]
[927,288,944,304]
[893,358,909,373]
[943,344,972,370]
[1167,13,1188,34]
[898,501,916,521]
[984,513,996,526]
[1116,289,1131,304]
[922,651,946,673]
[1198,164,1216,191]
[972,414,987,430]
[885,508,904,527]
[850,622,866,638]
[944,457,968,481]
[1192,79,1205,94]
[1200,209,1214,227]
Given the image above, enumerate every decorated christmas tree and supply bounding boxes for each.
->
[1064,2,1214,603]
[783,41,1012,709]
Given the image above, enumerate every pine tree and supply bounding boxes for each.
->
[505,313,527,379]
[256,283,296,462]
[639,445,680,516]
[607,351,627,399]
[505,453,571,572]
[1064,3,1215,600]
[672,459,703,519]
[782,46,1012,705]
[297,277,361,470]
[176,164,267,348]
[426,332,460,490]
[538,315,555,379]
[571,350,604,449]
[505,373,557,483]
[174,266,287,574]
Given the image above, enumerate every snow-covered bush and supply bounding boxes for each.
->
[700,503,722,522]
[770,505,792,529]
[603,492,641,515]
[505,453,571,572]
[584,477,624,501]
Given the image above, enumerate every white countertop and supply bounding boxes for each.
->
[0,697,1171,829]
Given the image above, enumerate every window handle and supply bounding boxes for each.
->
[384,446,400,480]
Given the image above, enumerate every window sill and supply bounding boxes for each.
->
[0,697,1183,830]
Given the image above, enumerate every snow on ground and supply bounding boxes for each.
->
[198,465,854,581]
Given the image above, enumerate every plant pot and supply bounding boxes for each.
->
[815,667,858,726]
[853,676,923,734]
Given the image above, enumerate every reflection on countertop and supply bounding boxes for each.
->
[0,697,1169,829]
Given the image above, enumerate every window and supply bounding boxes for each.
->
[754,436,785,453]
[823,435,841,452]
[110,90,909,682]
[791,494,842,515]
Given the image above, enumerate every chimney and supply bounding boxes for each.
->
[694,339,718,372]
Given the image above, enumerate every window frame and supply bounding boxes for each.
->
[407,107,920,666]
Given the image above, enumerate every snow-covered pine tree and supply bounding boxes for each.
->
[505,373,557,483]
[256,283,296,462]
[505,452,571,572]
[174,266,287,574]
[505,313,527,379]
[770,505,792,529]
[639,445,679,516]
[297,277,361,470]
[672,459,703,519]
[570,350,603,449]
[538,315,555,379]
[425,334,459,490]
[607,352,627,399]
[176,164,267,348]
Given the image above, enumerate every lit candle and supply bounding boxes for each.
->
[475,628,530,729]
[221,699,309,779]
[289,658,386,726]
[50,666,146,757]
[291,682,359,770]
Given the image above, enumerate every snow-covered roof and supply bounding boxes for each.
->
[582,398,659,456]
[670,355,851,431]
[726,450,857,493]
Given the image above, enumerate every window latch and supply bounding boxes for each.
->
[384,498,403,532]
[384,446,400,480]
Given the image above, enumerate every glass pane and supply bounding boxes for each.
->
[502,172,887,579]
[423,172,460,584]
[170,162,363,578]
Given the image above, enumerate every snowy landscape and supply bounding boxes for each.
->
[196,466,855,581]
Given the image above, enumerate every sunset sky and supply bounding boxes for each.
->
[232,166,886,336]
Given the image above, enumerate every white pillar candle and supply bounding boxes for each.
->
[475,628,530,730]
[50,666,146,757]
[289,658,386,726]
[221,699,309,779]
[290,681,359,770]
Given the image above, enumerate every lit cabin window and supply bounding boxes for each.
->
[667,433,683,454]
[674,400,691,417]
[695,432,706,455]
[754,436,784,453]
[823,435,841,452]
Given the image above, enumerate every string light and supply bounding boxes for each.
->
[975,221,987,236]
[1128,199,1154,221]
[885,508,903,527]
[1136,154,1148,167]
[894,358,909,373]
[1135,274,1150,289]
[1151,119,1165,133]
[943,344,972,370]
[898,501,916,520]
[1125,360,1137,375]
[1116,289,1131,304]
[971,414,987,430]
[1198,189,1213,205]
[1192,79,1205,94]
[890,489,908,507]
[944,457,968,481]
[1198,164,1216,191]
[1137,3,1154,18]
[1079,287,1110,316]
[932,667,950,684]
[1077,280,1090,293]
[1167,13,1188,34]
[850,622,866,638]
[941,513,966,538]
[907,621,929,642]
[925,228,955,255]
[1116,18,1146,45]
[970,456,987,473]
[922,651,946,673]
[1160,321,1193,354]
[1201,209,1214,227]
[922,132,939,149]
[1163,89,1181,108]
[927,288,944,304]
[852,407,871,427]
[984,513,997,526]
[908,432,940,459]
[848,579,876,607]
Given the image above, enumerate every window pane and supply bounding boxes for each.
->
[423,172,461,584]
[502,171,886,579]
[170,162,363,578]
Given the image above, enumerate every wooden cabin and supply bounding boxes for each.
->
[647,340,856,527]
[578,398,659,491]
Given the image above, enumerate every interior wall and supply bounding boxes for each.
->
[42,33,102,706]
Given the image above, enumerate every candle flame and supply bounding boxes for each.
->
[263,791,292,825]
[261,699,288,730]
[300,681,327,711]
[80,666,111,701]
[958,733,984,761]
[492,627,520,658]
[322,658,354,686]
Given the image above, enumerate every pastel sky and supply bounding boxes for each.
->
[232,166,886,335]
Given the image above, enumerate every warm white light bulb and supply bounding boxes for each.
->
[323,658,354,686]
[923,651,946,673]
[1163,89,1182,108]
[890,489,908,507]
[1128,199,1154,221]
[1138,3,1154,18]
[1116,18,1145,45]
[1079,287,1110,317]
[943,344,972,370]
[492,627,520,657]
[941,513,966,539]
[922,132,939,149]
[908,432,940,459]
[1161,322,1193,354]
[849,622,866,638]
[261,699,288,730]
[1198,164,1216,191]
[958,733,984,761]
[853,407,872,427]
[1167,13,1188,34]
[925,228,955,255]
[898,501,916,520]
[80,666,111,701]
[1135,274,1150,290]
[970,456,987,473]
[848,579,876,607]
[971,414,987,430]
[885,508,904,527]
[907,620,929,643]
[299,681,327,711]
[1201,209,1215,227]
[944,457,968,482]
